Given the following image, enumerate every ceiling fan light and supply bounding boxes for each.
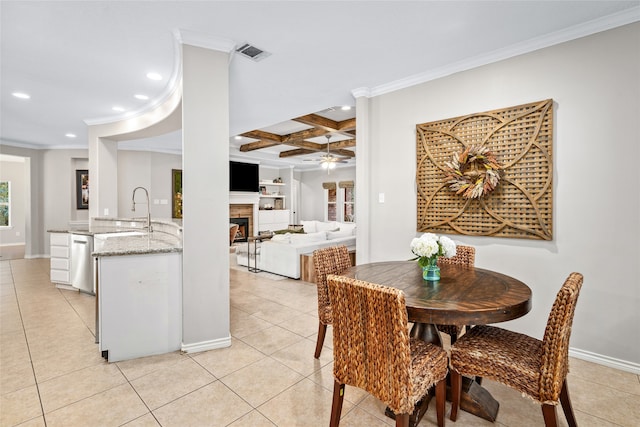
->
[329,162,336,169]
[321,162,329,169]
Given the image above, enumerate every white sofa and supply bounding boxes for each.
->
[235,220,356,279]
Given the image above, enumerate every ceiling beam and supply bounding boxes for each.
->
[239,113,357,158]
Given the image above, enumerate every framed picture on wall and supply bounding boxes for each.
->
[172,169,183,219]
[76,169,89,210]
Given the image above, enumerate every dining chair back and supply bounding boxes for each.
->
[312,245,352,358]
[327,274,448,427]
[436,245,476,339]
[449,272,583,427]
[229,223,239,246]
[437,244,475,267]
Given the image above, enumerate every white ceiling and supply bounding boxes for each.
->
[1,1,638,170]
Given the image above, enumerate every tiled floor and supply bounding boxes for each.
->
[1,257,639,427]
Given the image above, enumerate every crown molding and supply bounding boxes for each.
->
[368,6,640,98]
[173,28,236,53]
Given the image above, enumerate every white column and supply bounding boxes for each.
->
[352,88,371,264]
[88,130,118,224]
[181,43,231,351]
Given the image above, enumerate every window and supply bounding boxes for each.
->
[323,182,337,221]
[339,181,355,222]
[0,181,10,227]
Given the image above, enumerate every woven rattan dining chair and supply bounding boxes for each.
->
[327,274,448,427]
[312,245,352,359]
[449,272,584,427]
[436,245,476,340]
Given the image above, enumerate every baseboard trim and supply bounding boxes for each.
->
[570,347,640,374]
[181,336,231,354]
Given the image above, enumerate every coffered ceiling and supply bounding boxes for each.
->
[1,1,638,171]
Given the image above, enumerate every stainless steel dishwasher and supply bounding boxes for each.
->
[70,234,95,294]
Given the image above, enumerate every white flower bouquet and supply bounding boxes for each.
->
[410,233,457,268]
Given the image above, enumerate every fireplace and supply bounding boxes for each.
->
[230,217,249,243]
[230,193,259,242]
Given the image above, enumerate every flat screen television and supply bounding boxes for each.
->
[229,161,259,192]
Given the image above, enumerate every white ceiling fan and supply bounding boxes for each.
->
[305,135,349,173]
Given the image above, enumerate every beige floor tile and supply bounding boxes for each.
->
[0,357,36,394]
[116,350,189,381]
[44,383,149,427]
[339,406,394,427]
[250,299,306,325]
[482,379,547,426]
[0,329,31,366]
[230,309,273,338]
[569,357,640,395]
[30,341,105,383]
[353,394,396,426]
[227,410,277,426]
[122,412,162,426]
[153,380,253,426]
[0,385,43,426]
[220,357,304,407]
[258,378,353,427]
[569,375,640,426]
[572,409,625,427]
[38,362,127,413]
[190,337,266,378]
[240,324,306,355]
[14,416,47,427]
[277,311,319,338]
[130,357,216,410]
[3,258,637,427]
[308,362,369,405]
[271,338,332,376]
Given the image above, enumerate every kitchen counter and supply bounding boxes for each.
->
[48,217,182,257]
[93,232,182,257]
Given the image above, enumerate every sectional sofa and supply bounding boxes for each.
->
[235,220,356,279]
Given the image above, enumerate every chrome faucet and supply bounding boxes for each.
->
[131,186,152,232]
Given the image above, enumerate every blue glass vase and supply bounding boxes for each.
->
[422,257,440,281]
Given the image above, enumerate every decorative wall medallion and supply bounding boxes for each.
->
[416,99,553,240]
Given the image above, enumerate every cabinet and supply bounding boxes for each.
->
[98,252,182,362]
[259,180,286,209]
[50,232,72,286]
[258,209,290,232]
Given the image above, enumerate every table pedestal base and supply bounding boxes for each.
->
[453,377,499,422]
[384,323,500,424]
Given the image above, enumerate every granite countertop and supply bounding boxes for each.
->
[92,231,182,257]
[48,217,182,257]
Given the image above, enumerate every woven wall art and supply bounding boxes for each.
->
[416,99,553,240]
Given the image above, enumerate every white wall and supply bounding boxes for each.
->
[117,150,182,219]
[364,23,639,367]
[1,146,182,256]
[299,166,356,221]
[0,158,26,245]
[0,144,43,257]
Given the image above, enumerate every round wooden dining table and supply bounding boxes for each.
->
[340,261,532,425]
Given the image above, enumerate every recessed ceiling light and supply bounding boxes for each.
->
[112,106,125,112]
[134,94,149,100]
[341,106,352,111]
[234,136,242,140]
[65,133,77,138]
[146,72,162,81]
[12,92,30,99]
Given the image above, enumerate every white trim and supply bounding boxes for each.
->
[174,29,236,54]
[569,347,640,375]
[0,242,25,247]
[181,336,231,354]
[364,6,640,98]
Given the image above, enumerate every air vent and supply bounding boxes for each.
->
[236,43,271,62]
